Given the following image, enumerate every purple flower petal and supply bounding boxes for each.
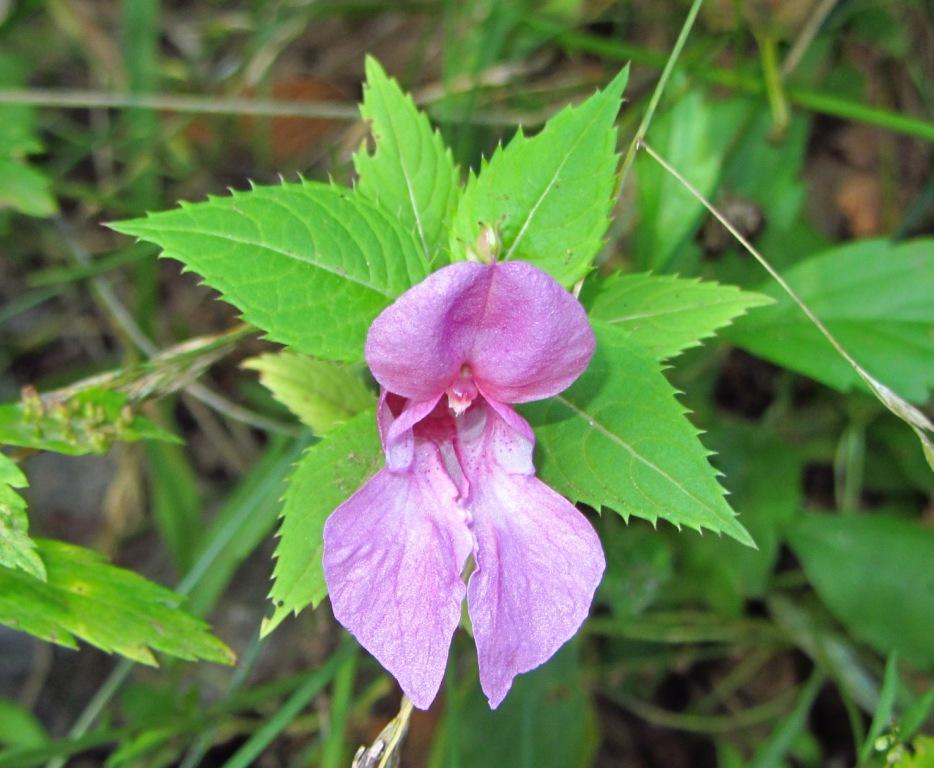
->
[322,440,473,709]
[458,403,605,708]
[366,261,595,405]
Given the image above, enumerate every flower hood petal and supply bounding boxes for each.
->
[365,261,595,404]
[457,401,605,708]
[322,439,473,709]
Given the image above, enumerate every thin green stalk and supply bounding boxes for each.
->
[617,0,705,191]
[0,286,62,326]
[27,244,156,288]
[834,419,866,513]
[122,0,160,336]
[758,33,789,138]
[221,640,356,768]
[586,613,783,645]
[695,649,774,713]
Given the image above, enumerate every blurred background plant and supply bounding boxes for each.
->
[0,0,932,766]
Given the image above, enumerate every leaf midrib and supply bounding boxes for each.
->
[599,296,758,324]
[503,100,609,262]
[372,86,432,262]
[552,393,730,523]
[131,225,396,299]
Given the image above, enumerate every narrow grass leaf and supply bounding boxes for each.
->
[221,639,355,768]
[749,671,824,768]
[860,653,900,765]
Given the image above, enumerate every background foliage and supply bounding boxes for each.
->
[0,1,932,766]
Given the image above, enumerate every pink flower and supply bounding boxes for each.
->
[322,260,604,709]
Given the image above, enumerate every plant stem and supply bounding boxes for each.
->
[758,32,789,138]
[617,0,706,191]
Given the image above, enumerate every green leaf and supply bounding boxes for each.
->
[902,689,934,742]
[0,388,178,456]
[789,512,934,670]
[521,321,753,546]
[679,425,802,614]
[105,726,176,768]
[586,272,772,360]
[262,409,382,636]
[717,106,812,266]
[0,52,42,157]
[597,516,673,620]
[449,66,629,286]
[0,158,58,218]
[354,56,460,265]
[111,182,429,362]
[243,351,372,434]
[0,54,56,219]
[0,453,45,580]
[726,239,934,404]
[893,736,934,768]
[0,539,234,665]
[0,698,48,749]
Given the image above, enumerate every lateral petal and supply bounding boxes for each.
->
[459,403,604,708]
[365,261,594,404]
[467,262,595,404]
[366,262,489,400]
[322,441,473,709]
